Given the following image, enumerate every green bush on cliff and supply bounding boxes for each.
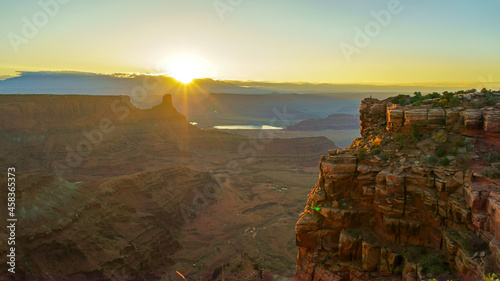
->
[432,132,447,143]
[426,155,437,164]
[439,157,450,166]
[391,94,411,105]
[391,91,461,107]
[379,150,390,160]
[437,99,448,107]
[459,155,471,167]
[483,273,500,281]
[411,124,421,142]
[357,148,368,159]
[442,91,455,100]
[435,146,448,158]
[485,95,497,106]
[471,100,485,108]
[449,97,461,107]
[452,138,465,148]
[372,147,381,155]
[410,92,423,105]
[405,247,449,275]
[394,133,406,146]
[424,92,441,99]
[481,88,492,94]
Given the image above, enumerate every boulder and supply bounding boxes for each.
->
[404,109,428,126]
[463,110,483,130]
[483,108,500,133]
[362,241,381,271]
[387,109,404,130]
[338,229,362,262]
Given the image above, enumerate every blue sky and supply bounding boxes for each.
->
[1,0,499,83]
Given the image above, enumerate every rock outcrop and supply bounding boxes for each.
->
[296,94,500,280]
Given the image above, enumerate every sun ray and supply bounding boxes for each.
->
[168,57,202,84]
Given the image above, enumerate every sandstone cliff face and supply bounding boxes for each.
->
[296,96,500,281]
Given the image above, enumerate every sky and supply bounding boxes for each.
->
[1,0,499,84]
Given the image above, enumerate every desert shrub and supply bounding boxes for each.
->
[471,100,485,108]
[485,95,497,106]
[449,97,461,107]
[482,273,499,281]
[481,88,492,94]
[438,99,448,106]
[442,91,454,100]
[372,137,382,147]
[439,158,451,166]
[410,92,423,105]
[394,133,406,146]
[459,155,472,167]
[357,148,368,159]
[452,138,465,148]
[379,151,390,160]
[432,132,447,143]
[372,147,382,155]
[426,154,437,163]
[435,146,448,158]
[391,94,411,105]
[449,150,458,156]
[421,257,449,274]
[411,124,421,142]
[424,92,441,99]
[405,247,449,275]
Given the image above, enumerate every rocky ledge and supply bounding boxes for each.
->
[296,91,500,281]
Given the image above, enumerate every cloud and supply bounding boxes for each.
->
[0,75,18,81]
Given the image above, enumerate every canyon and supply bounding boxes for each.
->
[2,91,499,280]
[0,94,337,280]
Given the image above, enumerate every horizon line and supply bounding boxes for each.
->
[1,70,499,87]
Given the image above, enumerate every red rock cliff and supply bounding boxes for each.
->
[296,93,500,281]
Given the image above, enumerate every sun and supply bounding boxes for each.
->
[168,58,202,84]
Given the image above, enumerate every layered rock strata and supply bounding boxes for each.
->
[296,96,500,281]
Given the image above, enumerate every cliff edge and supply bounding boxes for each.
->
[295,91,500,281]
